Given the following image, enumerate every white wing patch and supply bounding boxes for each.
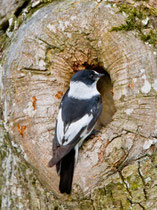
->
[56,108,64,145]
[64,114,93,145]
[56,110,93,146]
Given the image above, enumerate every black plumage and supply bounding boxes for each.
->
[59,149,75,194]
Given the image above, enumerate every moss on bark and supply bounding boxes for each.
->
[110,0,157,47]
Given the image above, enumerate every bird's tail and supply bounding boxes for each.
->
[59,149,75,194]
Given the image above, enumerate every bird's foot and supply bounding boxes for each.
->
[85,129,100,142]
[91,129,100,136]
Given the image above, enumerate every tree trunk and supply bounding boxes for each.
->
[1,0,157,209]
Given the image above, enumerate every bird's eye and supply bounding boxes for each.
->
[90,74,95,80]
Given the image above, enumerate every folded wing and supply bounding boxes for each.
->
[48,94,102,167]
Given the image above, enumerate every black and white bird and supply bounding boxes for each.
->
[48,69,104,194]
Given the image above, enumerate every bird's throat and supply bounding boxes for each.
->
[68,81,99,99]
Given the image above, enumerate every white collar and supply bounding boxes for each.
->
[68,81,99,99]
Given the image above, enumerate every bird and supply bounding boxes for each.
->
[48,69,104,194]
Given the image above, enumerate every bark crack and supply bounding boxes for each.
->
[138,161,148,200]
[37,37,61,50]
[118,171,132,199]
[127,198,146,210]
[21,67,49,73]
[118,156,152,210]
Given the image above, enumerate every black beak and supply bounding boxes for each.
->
[97,73,105,78]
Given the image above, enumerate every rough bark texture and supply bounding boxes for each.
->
[0,0,26,25]
[1,0,157,209]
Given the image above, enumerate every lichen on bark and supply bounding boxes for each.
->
[110,0,157,47]
[1,125,157,209]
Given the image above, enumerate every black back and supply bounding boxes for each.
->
[61,89,102,125]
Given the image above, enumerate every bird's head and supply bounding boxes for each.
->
[68,70,104,99]
[70,70,104,86]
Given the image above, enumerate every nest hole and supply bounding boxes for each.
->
[97,68,116,129]
[54,57,116,130]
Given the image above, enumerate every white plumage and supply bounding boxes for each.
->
[68,81,99,99]
[56,108,64,145]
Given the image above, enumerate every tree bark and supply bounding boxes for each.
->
[1,0,157,209]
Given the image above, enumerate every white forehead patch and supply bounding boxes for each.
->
[93,70,99,75]
[68,81,99,99]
